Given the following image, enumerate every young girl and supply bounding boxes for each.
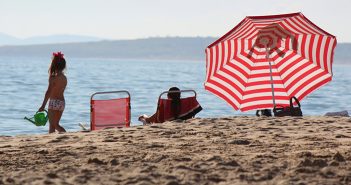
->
[38,52,67,133]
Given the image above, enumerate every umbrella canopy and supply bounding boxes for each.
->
[204,12,337,112]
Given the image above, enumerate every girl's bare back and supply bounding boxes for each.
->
[49,73,67,100]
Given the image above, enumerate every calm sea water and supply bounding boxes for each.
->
[0,57,350,136]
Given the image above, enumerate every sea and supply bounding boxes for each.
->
[0,57,350,136]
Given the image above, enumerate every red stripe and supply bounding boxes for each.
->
[308,35,315,63]
[285,36,290,49]
[300,14,336,37]
[207,48,214,80]
[246,80,284,86]
[204,85,239,110]
[330,39,337,73]
[227,58,250,78]
[284,19,301,34]
[292,16,315,34]
[241,103,290,112]
[220,67,247,86]
[296,76,332,100]
[277,55,304,77]
[284,62,317,90]
[209,72,245,98]
[241,96,289,104]
[229,20,252,40]
[289,17,312,34]
[323,37,331,72]
[287,67,328,93]
[300,35,307,58]
[212,69,245,95]
[246,12,300,20]
[205,49,209,80]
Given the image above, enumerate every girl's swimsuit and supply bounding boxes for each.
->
[48,99,65,111]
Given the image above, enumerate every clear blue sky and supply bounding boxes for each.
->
[0,0,350,42]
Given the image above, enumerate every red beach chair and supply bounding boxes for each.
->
[155,90,202,123]
[90,91,131,130]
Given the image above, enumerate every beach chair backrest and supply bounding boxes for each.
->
[90,91,131,130]
[156,90,202,123]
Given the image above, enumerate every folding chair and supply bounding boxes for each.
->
[155,89,202,123]
[90,91,131,130]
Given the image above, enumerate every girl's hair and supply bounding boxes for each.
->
[49,52,66,76]
[167,87,181,119]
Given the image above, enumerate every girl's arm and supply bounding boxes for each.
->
[38,77,54,112]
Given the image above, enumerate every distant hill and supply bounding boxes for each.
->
[334,43,351,64]
[0,37,216,60]
[0,33,103,46]
[0,36,349,63]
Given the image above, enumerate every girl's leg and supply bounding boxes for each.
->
[48,110,56,133]
[49,110,66,133]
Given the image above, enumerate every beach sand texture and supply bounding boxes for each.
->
[1,116,351,185]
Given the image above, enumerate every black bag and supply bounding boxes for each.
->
[256,109,272,117]
[273,96,303,117]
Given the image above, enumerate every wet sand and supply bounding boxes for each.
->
[1,116,351,184]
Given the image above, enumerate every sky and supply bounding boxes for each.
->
[0,0,350,42]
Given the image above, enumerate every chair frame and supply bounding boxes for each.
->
[90,90,131,130]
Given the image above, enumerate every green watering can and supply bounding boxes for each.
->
[24,110,48,126]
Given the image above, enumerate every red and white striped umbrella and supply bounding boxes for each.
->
[204,12,337,111]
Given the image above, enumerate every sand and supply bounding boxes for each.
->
[1,116,351,185]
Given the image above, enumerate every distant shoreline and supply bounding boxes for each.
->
[0,37,350,64]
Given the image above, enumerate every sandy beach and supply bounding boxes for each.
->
[1,116,351,185]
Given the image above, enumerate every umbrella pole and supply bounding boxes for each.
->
[266,47,276,107]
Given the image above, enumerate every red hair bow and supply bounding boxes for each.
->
[53,51,64,59]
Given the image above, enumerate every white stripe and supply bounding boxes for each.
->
[246,84,285,91]
[250,68,279,75]
[211,47,217,77]
[217,43,222,72]
[248,76,282,82]
[297,35,303,55]
[205,48,211,81]
[223,41,229,66]
[319,36,327,70]
[230,40,235,60]
[304,35,311,61]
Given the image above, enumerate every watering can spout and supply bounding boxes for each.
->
[24,116,36,124]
